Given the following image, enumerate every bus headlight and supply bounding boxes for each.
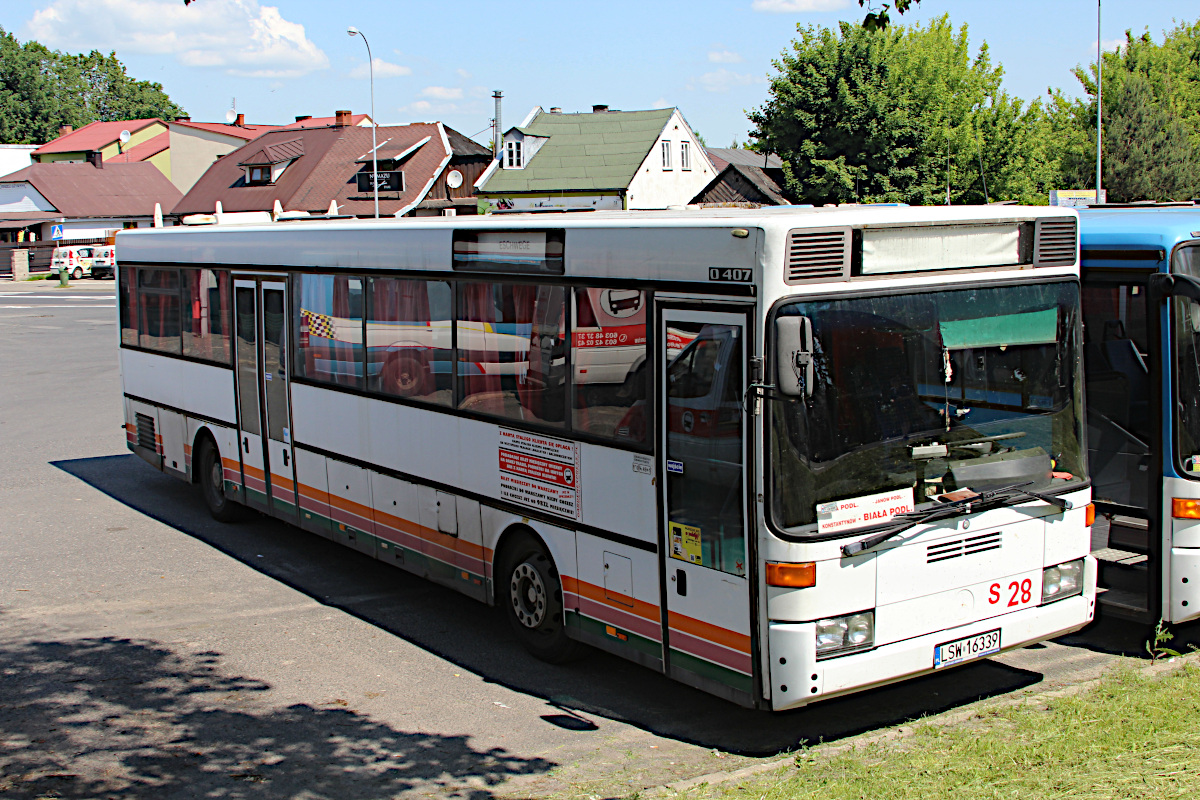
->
[1042,559,1084,603]
[815,611,874,658]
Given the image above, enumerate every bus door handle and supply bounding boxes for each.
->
[282,450,289,467]
[673,569,687,596]
[243,436,249,453]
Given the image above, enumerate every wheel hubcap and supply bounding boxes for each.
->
[510,562,547,628]
[209,458,223,502]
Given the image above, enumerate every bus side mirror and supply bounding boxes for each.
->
[776,316,815,397]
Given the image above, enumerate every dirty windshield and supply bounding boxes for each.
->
[770,281,1087,533]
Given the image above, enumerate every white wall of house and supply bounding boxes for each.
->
[0,181,55,213]
[0,145,38,180]
[625,110,714,210]
[168,124,250,193]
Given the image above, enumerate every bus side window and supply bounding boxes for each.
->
[137,268,182,354]
[295,273,364,389]
[367,277,452,406]
[181,268,232,364]
[572,287,649,443]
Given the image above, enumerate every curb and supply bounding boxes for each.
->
[642,650,1200,798]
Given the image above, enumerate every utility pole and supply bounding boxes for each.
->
[1095,0,1103,202]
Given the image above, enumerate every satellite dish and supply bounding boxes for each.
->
[225,109,237,124]
[446,170,463,189]
[118,130,131,143]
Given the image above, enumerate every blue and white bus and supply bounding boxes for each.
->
[1080,205,1200,623]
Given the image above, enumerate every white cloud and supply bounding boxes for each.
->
[350,58,412,79]
[694,69,761,94]
[751,0,850,11]
[651,98,671,109]
[1095,38,1125,53]
[422,86,464,100]
[708,50,743,64]
[456,69,472,80]
[26,0,329,78]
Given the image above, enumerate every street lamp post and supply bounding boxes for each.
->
[1095,0,1103,202]
[347,26,379,219]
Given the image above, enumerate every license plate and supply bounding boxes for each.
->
[933,629,1001,669]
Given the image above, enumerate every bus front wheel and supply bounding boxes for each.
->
[500,534,581,663]
[197,438,240,522]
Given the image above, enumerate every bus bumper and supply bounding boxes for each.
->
[768,591,1095,711]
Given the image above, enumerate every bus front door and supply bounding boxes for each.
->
[234,278,299,524]
[659,307,755,704]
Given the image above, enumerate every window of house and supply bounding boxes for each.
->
[181,268,232,363]
[662,140,672,170]
[506,140,523,169]
[681,141,691,171]
[246,165,271,185]
[294,273,364,389]
[367,277,452,405]
[458,281,566,426]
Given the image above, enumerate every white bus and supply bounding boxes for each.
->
[116,206,1096,709]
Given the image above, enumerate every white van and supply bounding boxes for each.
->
[90,245,116,279]
[50,246,95,280]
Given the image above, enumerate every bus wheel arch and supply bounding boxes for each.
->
[193,428,240,522]
[494,525,581,663]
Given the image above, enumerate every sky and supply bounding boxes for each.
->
[0,0,1196,148]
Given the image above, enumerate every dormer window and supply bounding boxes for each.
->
[247,165,271,185]
[506,140,523,168]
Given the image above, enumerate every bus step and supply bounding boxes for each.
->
[1092,547,1148,565]
[1096,587,1150,618]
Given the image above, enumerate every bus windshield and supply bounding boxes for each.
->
[770,281,1087,533]
[1171,245,1200,474]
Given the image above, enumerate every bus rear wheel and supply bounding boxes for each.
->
[197,438,240,522]
[501,534,581,663]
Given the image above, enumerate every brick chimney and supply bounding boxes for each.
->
[234,113,245,127]
[334,109,352,127]
[176,116,191,122]
[85,150,103,169]
[58,125,73,137]
[295,115,312,122]
[550,107,562,114]
[592,104,609,113]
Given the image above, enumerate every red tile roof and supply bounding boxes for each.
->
[174,122,487,217]
[275,114,371,130]
[171,120,277,140]
[3,162,182,217]
[33,119,163,154]
[105,131,169,163]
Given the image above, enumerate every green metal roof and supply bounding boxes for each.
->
[481,108,674,194]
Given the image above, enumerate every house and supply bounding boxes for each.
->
[174,114,491,219]
[33,119,170,173]
[0,161,182,249]
[691,148,794,207]
[0,144,39,180]
[475,105,716,213]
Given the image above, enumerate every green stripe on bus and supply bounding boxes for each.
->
[568,610,663,660]
[669,648,754,694]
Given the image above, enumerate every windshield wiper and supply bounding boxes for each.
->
[840,481,1071,558]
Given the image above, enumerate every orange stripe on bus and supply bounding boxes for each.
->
[562,576,660,623]
[667,610,751,655]
[270,472,294,492]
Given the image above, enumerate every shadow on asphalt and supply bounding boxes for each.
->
[0,631,551,800]
[53,454,1058,758]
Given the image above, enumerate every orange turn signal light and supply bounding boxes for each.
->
[1085,503,1096,527]
[766,562,816,588]
[1173,498,1200,519]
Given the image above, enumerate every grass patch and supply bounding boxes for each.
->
[701,661,1200,799]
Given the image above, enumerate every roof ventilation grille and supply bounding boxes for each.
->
[785,228,852,285]
[1033,217,1078,266]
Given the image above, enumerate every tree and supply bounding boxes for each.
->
[1102,74,1200,201]
[0,26,184,144]
[748,16,1053,206]
[1051,18,1200,199]
[857,0,923,31]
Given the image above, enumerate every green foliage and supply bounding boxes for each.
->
[857,0,921,31]
[749,16,1054,206]
[1057,19,1200,200]
[0,25,184,144]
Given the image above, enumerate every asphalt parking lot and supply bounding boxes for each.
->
[0,277,1192,799]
